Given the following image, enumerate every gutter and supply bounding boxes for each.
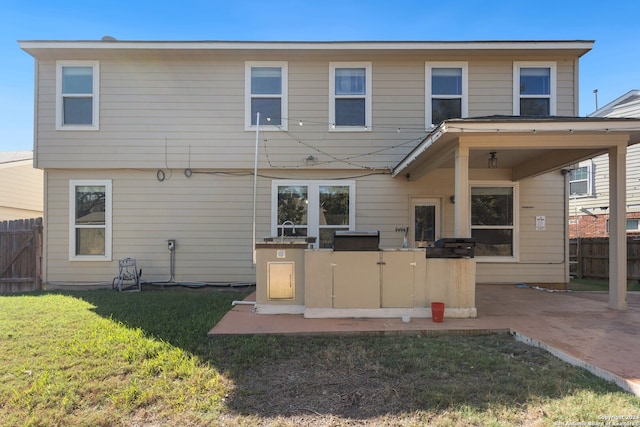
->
[392,124,445,177]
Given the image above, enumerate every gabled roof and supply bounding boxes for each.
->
[589,90,640,118]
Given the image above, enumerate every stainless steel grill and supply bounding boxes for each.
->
[426,238,476,258]
[333,230,380,251]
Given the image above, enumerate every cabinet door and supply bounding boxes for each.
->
[268,262,294,299]
[381,252,414,308]
[332,252,380,308]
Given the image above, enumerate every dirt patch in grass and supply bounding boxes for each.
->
[210,334,635,426]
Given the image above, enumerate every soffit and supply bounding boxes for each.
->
[394,117,640,181]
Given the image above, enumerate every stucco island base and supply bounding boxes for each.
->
[255,246,476,319]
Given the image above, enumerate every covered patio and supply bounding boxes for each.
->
[393,116,640,310]
[209,284,640,396]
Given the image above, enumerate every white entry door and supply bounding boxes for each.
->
[410,198,441,248]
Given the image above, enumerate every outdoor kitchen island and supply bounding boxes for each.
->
[255,233,477,319]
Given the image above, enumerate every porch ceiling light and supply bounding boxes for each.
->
[488,151,498,169]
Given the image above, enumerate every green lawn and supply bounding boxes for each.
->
[0,287,638,426]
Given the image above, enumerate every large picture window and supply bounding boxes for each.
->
[513,62,556,116]
[471,184,518,260]
[426,62,468,127]
[329,62,372,131]
[245,61,288,130]
[273,180,355,248]
[56,61,100,130]
[69,180,112,261]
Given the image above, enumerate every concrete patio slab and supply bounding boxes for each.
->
[208,284,640,396]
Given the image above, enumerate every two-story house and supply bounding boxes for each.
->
[569,90,640,238]
[19,39,640,310]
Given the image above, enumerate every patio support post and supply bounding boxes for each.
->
[454,145,470,237]
[608,143,627,310]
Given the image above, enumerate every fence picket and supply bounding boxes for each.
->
[0,217,43,292]
[569,237,640,281]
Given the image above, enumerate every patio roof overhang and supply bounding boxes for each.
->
[392,116,640,312]
[393,116,640,181]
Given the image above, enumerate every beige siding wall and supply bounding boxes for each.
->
[0,161,43,221]
[36,48,577,286]
[43,168,566,285]
[35,54,578,170]
[45,169,265,284]
[475,172,567,284]
[468,61,513,116]
[556,60,577,116]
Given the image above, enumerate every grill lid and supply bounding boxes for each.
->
[333,230,380,251]
[435,237,476,248]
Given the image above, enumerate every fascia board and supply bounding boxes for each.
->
[18,40,595,52]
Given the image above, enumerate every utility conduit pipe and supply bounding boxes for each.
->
[232,300,256,306]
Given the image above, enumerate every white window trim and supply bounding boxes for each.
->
[425,61,468,128]
[626,219,640,232]
[271,180,356,248]
[513,61,557,116]
[69,179,112,261]
[56,60,100,130]
[245,61,288,131]
[329,62,372,132]
[470,181,519,263]
[569,162,593,198]
[604,219,640,234]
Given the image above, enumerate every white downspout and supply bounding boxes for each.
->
[252,112,260,266]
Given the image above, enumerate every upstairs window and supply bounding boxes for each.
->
[569,164,592,197]
[245,62,288,130]
[426,62,468,127]
[56,61,99,130]
[513,62,556,116]
[329,62,372,131]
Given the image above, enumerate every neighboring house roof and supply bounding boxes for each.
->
[589,90,640,118]
[0,150,42,221]
[76,211,105,224]
[0,151,33,165]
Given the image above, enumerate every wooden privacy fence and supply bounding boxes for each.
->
[0,218,43,293]
[570,237,640,281]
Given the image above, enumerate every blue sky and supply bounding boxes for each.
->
[2,0,639,152]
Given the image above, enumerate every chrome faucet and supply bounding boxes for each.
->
[280,220,295,242]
